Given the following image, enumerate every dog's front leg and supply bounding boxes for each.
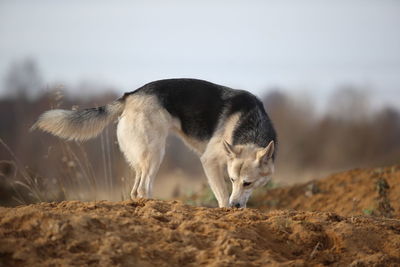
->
[200,158,229,208]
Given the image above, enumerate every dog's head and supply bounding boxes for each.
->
[224,140,275,208]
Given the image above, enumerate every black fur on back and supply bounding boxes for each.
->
[125,79,277,157]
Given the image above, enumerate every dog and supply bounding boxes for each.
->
[32,78,277,208]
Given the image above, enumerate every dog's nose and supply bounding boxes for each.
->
[234,203,241,208]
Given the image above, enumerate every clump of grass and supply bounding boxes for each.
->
[0,138,63,204]
[362,208,374,216]
[184,185,218,207]
[375,176,394,218]
[361,170,394,217]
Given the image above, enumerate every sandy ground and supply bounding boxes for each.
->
[251,165,400,218]
[1,198,400,266]
[1,165,400,266]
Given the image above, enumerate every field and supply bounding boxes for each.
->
[1,165,399,266]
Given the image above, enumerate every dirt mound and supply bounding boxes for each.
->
[1,199,400,266]
[251,165,400,218]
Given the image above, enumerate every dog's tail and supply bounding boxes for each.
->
[31,98,125,141]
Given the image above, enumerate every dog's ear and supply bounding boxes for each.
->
[256,141,274,164]
[223,140,239,158]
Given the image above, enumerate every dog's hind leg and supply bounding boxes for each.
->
[118,118,167,198]
[128,155,164,199]
[117,95,170,200]
[130,167,141,199]
[136,148,165,198]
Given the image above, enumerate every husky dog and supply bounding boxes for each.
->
[32,79,277,208]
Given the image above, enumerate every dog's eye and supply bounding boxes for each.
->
[230,178,234,182]
[243,181,252,187]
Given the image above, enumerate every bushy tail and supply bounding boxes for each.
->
[31,99,125,141]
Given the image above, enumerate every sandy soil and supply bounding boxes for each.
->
[1,198,400,267]
[252,165,400,218]
[1,165,400,266]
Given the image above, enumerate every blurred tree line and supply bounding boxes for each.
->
[1,59,399,205]
[264,89,400,180]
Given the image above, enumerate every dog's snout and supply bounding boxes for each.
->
[230,202,241,208]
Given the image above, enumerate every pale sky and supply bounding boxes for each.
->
[1,0,399,110]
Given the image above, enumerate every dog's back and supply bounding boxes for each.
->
[125,78,277,152]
